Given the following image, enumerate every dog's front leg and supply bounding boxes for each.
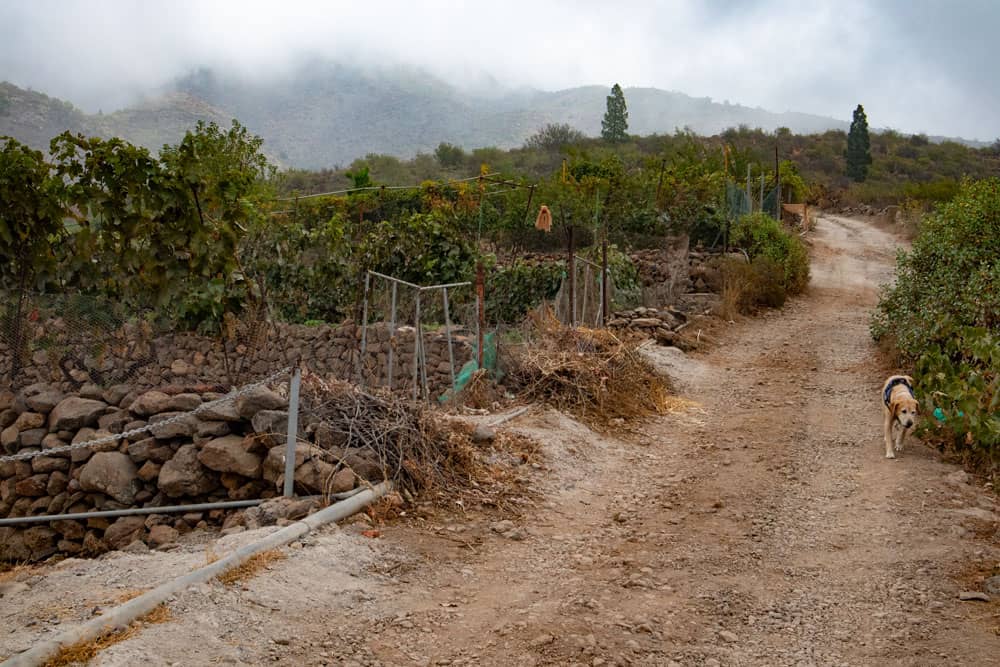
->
[894,424,909,453]
[883,409,896,459]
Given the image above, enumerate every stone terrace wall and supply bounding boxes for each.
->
[0,382,388,562]
[2,321,473,396]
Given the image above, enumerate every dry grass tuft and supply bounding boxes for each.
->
[0,562,39,583]
[503,313,674,426]
[42,604,171,667]
[216,549,287,586]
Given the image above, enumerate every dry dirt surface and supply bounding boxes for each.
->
[4,214,1000,666]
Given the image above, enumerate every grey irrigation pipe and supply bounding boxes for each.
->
[1,481,393,667]
[0,489,365,527]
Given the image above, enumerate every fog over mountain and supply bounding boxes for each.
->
[1,1,997,167]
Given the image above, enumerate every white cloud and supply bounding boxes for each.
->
[1,0,997,139]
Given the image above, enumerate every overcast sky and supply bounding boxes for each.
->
[1,0,997,140]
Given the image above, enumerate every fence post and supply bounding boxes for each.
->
[476,262,485,369]
[282,366,302,498]
[412,292,421,400]
[442,287,457,393]
[567,224,576,327]
[387,281,398,390]
[358,271,371,386]
[601,235,609,326]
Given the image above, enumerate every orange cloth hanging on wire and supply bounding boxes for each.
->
[535,205,552,232]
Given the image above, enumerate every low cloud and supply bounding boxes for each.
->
[1,0,997,140]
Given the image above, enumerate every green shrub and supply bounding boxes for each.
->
[872,177,1000,466]
[486,260,563,324]
[729,212,810,295]
[719,256,787,317]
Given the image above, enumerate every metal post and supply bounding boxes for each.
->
[358,271,371,386]
[476,261,485,369]
[282,367,301,497]
[442,287,457,392]
[567,223,576,327]
[601,234,609,326]
[417,300,429,401]
[775,144,781,220]
[387,281,398,390]
[581,264,589,326]
[760,174,765,213]
[412,293,421,400]
[745,163,751,213]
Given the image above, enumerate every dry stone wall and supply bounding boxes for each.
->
[0,379,392,562]
[2,320,472,396]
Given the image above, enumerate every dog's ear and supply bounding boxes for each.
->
[890,400,900,417]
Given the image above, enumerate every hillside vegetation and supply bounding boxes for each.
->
[2,62,865,169]
[280,125,1000,210]
[872,178,1000,470]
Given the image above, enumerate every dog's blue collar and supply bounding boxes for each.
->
[884,377,914,408]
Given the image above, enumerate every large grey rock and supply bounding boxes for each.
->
[197,435,262,478]
[26,390,64,414]
[69,428,118,464]
[148,524,179,548]
[149,412,199,440]
[19,428,46,447]
[129,390,173,416]
[102,384,132,408]
[194,400,242,422]
[167,393,202,412]
[103,516,146,550]
[262,444,327,484]
[98,409,132,433]
[48,397,107,431]
[236,386,287,419]
[158,444,218,498]
[79,452,140,504]
[31,456,69,474]
[251,410,291,446]
[196,420,231,438]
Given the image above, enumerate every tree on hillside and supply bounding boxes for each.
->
[602,84,629,143]
[846,104,872,182]
[435,142,467,168]
[525,123,586,150]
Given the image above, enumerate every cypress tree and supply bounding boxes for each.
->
[846,104,872,182]
[601,84,629,143]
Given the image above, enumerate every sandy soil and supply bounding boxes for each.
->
[3,214,998,666]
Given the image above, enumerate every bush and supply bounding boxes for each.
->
[486,260,564,324]
[719,256,787,317]
[872,178,1000,466]
[729,212,810,295]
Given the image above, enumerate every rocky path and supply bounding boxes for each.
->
[15,214,998,666]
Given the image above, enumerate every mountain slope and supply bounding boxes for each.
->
[2,65,863,168]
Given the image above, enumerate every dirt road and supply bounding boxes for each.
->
[9,214,998,666]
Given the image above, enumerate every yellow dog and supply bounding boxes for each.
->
[882,375,918,459]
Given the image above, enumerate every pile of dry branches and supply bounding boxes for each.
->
[300,374,534,505]
[505,315,674,425]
